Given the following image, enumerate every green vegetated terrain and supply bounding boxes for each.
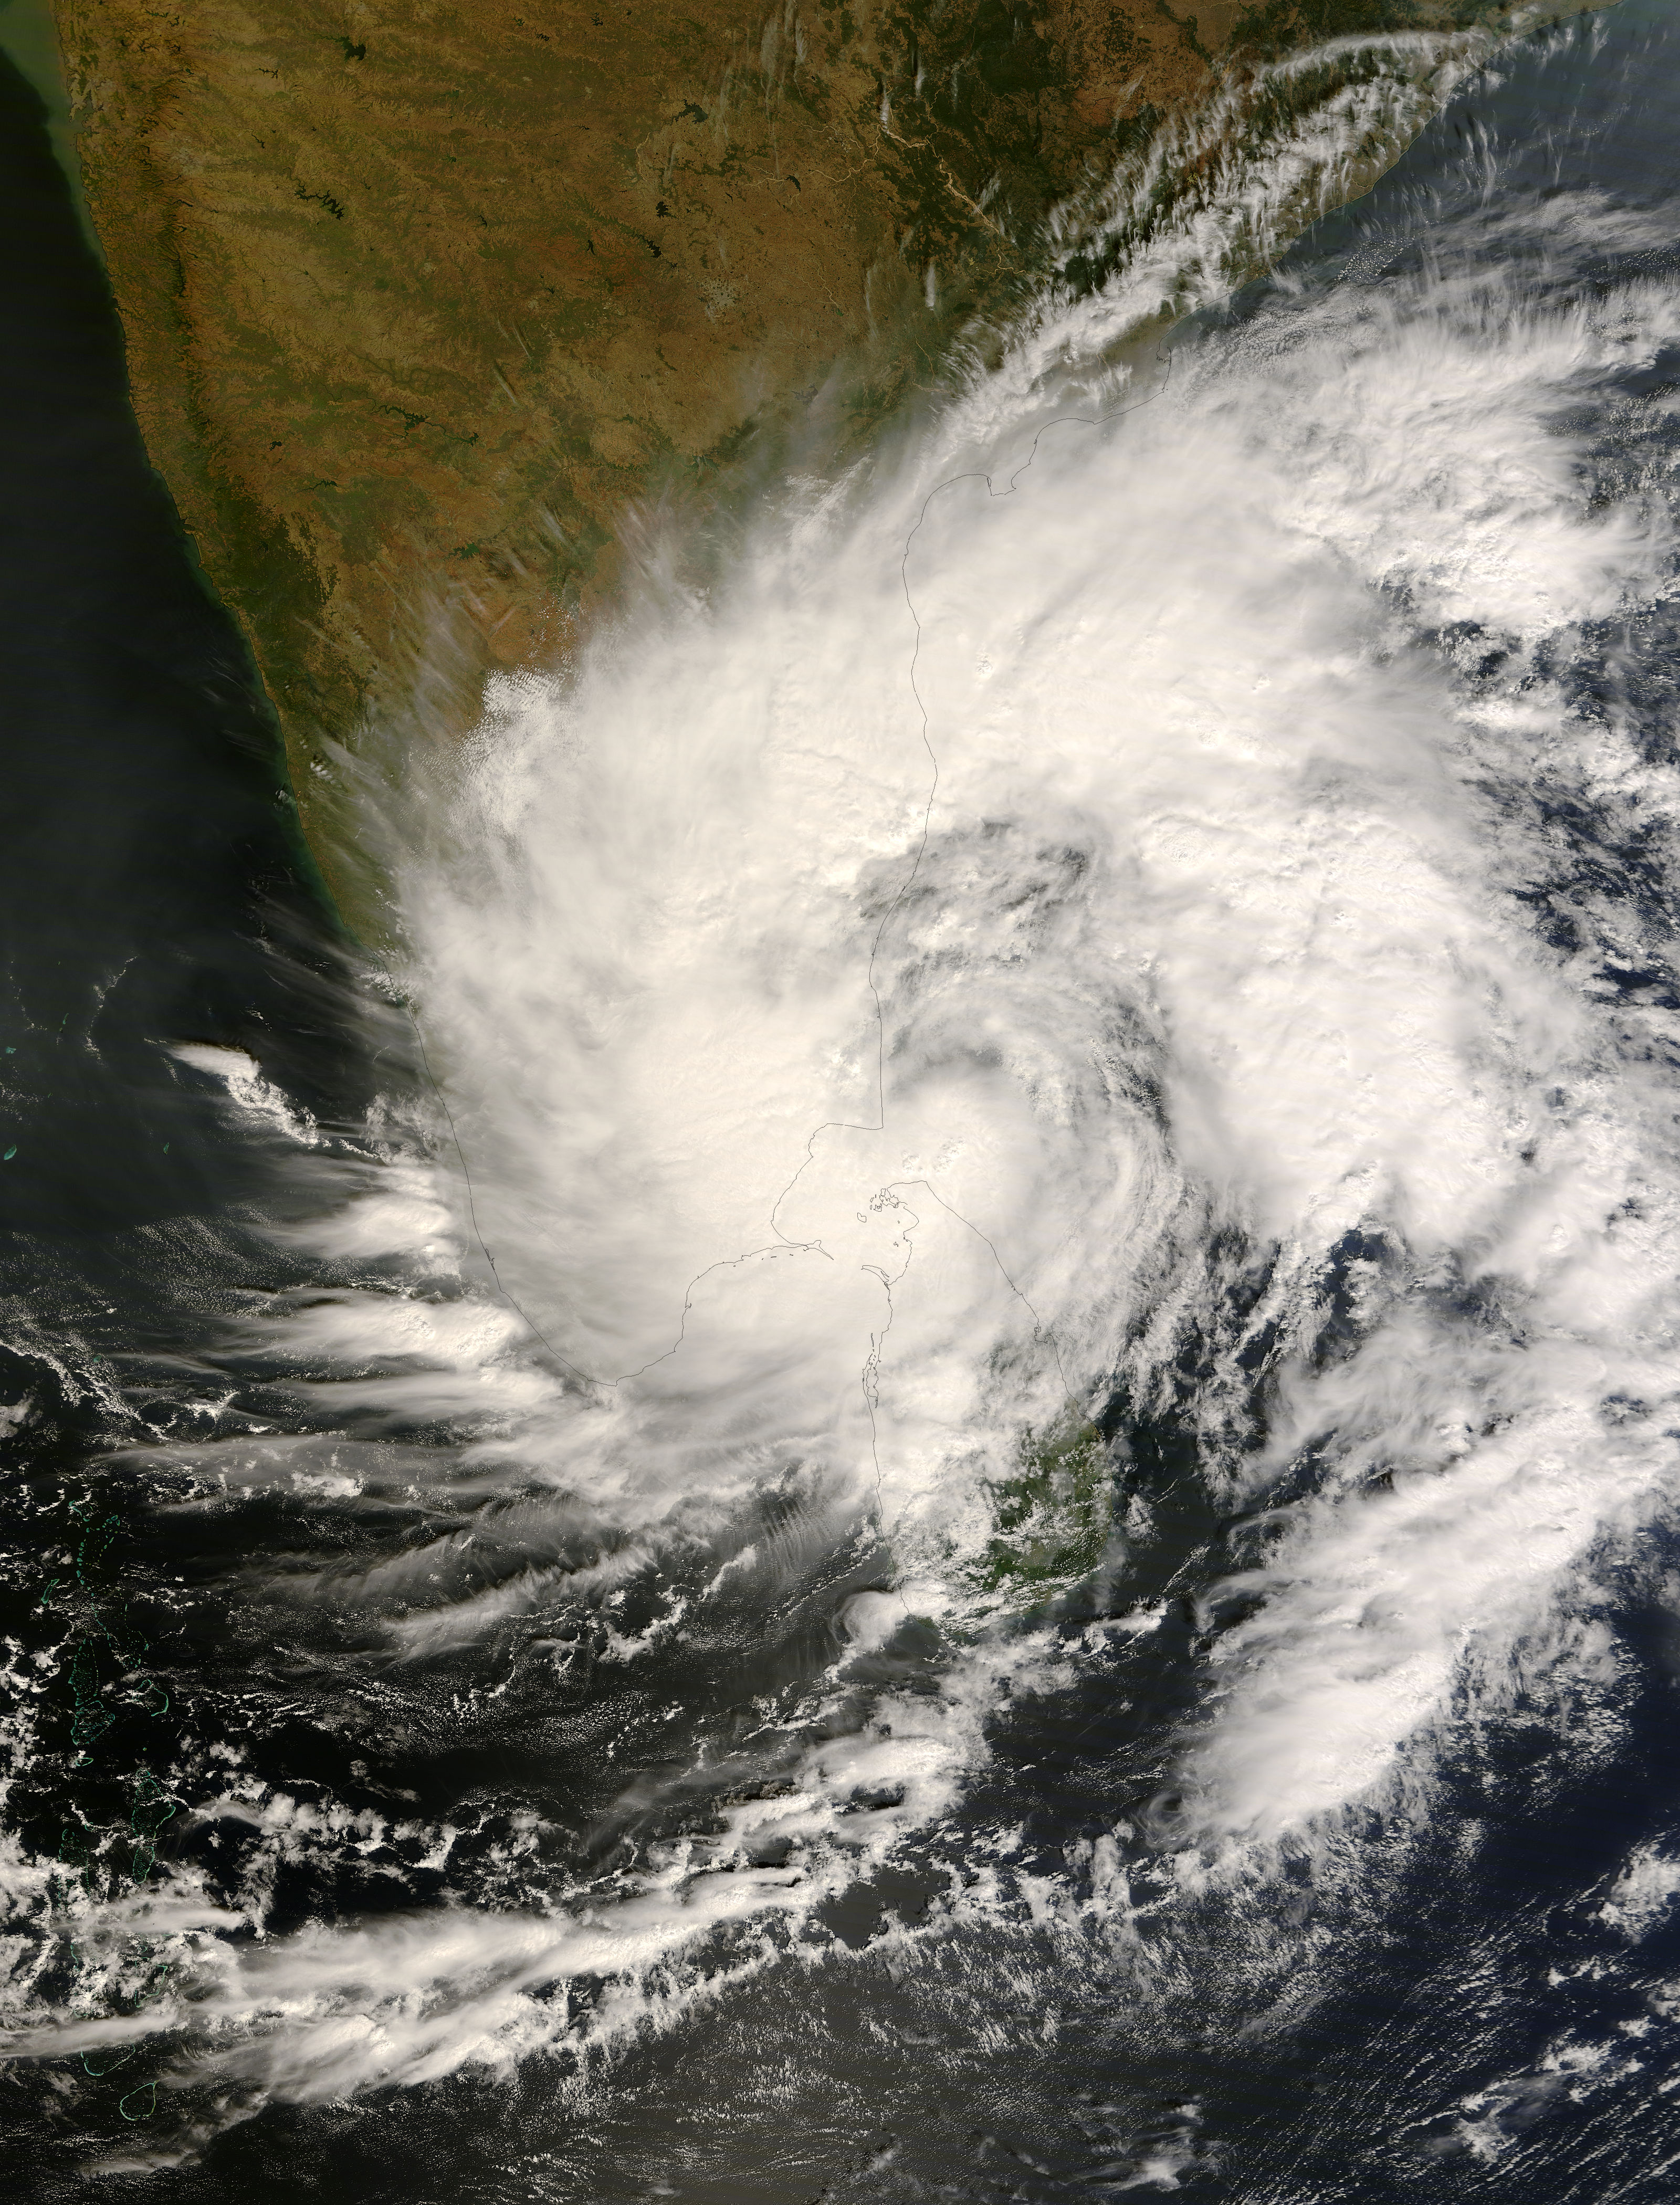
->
[43,0,1586,922]
[974,1415,1115,1610]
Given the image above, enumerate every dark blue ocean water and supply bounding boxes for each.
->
[6,4,1680,2198]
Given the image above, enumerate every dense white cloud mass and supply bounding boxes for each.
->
[391,190,1680,1844]
[14,80,1680,2135]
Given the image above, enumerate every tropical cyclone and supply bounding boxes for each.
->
[51,0,1534,919]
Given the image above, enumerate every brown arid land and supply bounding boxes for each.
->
[45,0,1577,921]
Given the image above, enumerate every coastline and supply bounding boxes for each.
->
[30,0,1617,929]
